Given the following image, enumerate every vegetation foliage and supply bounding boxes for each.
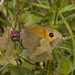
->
[0,0,75,75]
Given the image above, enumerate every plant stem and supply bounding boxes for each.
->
[20,0,24,15]
[54,0,59,25]
[14,0,21,20]
[6,0,8,26]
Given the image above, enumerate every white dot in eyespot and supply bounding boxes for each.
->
[49,33,54,38]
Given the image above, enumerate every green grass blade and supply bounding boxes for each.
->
[59,12,75,74]
[57,13,75,24]
[60,4,75,13]
[32,3,53,11]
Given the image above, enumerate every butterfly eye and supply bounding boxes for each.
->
[49,33,54,38]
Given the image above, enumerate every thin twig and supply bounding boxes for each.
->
[56,46,75,52]
[0,52,27,72]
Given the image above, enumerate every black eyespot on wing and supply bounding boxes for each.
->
[49,33,54,38]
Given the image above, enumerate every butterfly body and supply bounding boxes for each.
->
[20,26,62,62]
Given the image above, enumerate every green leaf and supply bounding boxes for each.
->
[21,61,33,69]
[0,18,6,24]
[2,64,14,74]
[60,0,66,8]
[11,67,34,75]
[13,0,17,15]
[19,11,43,26]
[71,24,75,31]
[11,68,21,75]
[32,3,54,11]
[8,10,14,21]
[47,61,53,75]
[53,48,60,62]
[51,0,56,9]
[57,13,75,24]
[57,57,69,75]
[20,67,34,75]
[68,56,74,74]
[59,4,75,13]
[1,5,7,16]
